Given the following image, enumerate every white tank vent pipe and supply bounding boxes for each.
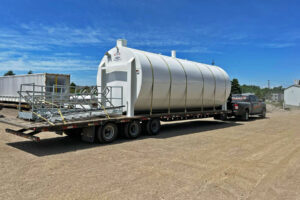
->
[171,50,176,58]
[117,39,127,47]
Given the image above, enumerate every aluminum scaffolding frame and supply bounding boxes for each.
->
[17,83,124,124]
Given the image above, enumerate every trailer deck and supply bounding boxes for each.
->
[0,109,230,142]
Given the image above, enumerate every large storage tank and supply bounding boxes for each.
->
[97,39,231,116]
[0,73,70,102]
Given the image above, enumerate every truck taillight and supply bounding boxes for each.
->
[234,104,239,110]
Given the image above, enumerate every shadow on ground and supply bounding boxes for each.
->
[7,120,242,157]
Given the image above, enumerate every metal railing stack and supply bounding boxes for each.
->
[17,84,124,124]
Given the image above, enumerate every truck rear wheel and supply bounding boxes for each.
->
[241,110,249,121]
[146,118,161,135]
[124,121,142,139]
[97,123,118,143]
[260,108,266,118]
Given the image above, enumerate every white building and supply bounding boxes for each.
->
[284,80,300,107]
[271,93,284,102]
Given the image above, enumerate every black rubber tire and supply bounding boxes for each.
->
[220,114,228,121]
[146,118,161,135]
[97,123,118,143]
[124,121,142,139]
[214,114,227,121]
[96,126,103,143]
[260,108,266,118]
[213,115,221,120]
[241,110,249,121]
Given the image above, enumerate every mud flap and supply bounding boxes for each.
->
[81,127,95,143]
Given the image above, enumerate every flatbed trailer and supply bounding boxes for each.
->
[0,109,231,143]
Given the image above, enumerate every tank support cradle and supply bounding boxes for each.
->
[5,128,41,142]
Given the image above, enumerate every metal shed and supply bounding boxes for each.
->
[284,83,300,108]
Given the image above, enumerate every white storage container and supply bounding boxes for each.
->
[0,73,70,102]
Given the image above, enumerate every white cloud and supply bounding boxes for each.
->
[0,52,98,72]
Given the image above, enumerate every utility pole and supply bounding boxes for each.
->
[267,80,271,100]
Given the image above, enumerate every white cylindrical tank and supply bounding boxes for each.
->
[97,39,231,116]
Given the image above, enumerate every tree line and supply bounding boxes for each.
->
[3,70,33,76]
[231,78,284,98]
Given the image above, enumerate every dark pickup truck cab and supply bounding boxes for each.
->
[230,94,266,120]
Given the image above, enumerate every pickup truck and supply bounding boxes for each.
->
[230,94,266,121]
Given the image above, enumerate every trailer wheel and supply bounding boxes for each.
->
[97,123,118,143]
[124,121,142,139]
[213,115,221,120]
[146,118,161,135]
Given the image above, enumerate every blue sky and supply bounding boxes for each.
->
[0,0,299,87]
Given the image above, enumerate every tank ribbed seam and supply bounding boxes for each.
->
[159,55,172,114]
[141,53,154,115]
[174,59,188,113]
[194,63,205,111]
[215,67,227,103]
[205,65,216,111]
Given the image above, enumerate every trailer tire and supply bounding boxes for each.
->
[96,126,103,143]
[124,121,142,139]
[219,114,228,121]
[146,118,161,135]
[213,115,221,120]
[97,123,118,143]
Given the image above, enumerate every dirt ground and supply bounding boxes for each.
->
[0,108,300,200]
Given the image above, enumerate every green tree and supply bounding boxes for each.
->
[28,70,33,74]
[231,78,241,94]
[70,82,77,93]
[4,70,15,76]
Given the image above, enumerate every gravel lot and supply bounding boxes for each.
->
[0,108,300,200]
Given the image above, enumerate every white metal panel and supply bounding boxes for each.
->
[209,65,226,106]
[180,59,203,109]
[284,86,300,106]
[197,63,215,107]
[141,52,170,110]
[0,73,70,102]
[163,55,186,110]
[0,74,45,99]
[132,50,152,111]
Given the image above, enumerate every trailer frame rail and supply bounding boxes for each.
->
[5,128,41,142]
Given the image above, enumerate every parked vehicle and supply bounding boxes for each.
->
[230,94,266,120]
